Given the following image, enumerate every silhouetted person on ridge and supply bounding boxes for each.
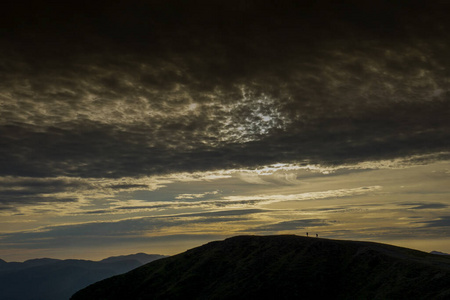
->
[306,232,308,237]
[316,234,318,237]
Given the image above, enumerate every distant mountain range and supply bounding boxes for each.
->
[0,253,166,300]
[72,235,450,300]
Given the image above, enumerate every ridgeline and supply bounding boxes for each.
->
[0,253,165,300]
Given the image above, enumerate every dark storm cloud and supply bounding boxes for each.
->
[0,177,90,209]
[109,184,149,190]
[0,177,89,191]
[1,0,450,180]
[0,192,77,206]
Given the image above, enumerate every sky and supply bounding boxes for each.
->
[1,0,449,261]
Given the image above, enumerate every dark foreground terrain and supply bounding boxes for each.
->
[72,235,450,300]
[0,253,165,300]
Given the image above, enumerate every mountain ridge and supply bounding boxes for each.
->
[0,253,166,300]
[72,235,450,300]
[99,253,161,265]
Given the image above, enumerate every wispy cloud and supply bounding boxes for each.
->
[244,219,332,233]
[175,191,219,200]
[399,202,448,210]
[220,186,382,205]
[0,209,265,248]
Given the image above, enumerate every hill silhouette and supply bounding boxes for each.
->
[72,235,450,300]
[0,253,166,300]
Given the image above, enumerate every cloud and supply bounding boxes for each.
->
[0,177,89,210]
[184,209,265,218]
[399,202,448,210]
[0,175,171,212]
[220,186,382,205]
[175,191,219,200]
[1,1,450,180]
[0,154,446,215]
[419,216,450,228]
[101,186,382,213]
[109,184,149,190]
[0,209,265,248]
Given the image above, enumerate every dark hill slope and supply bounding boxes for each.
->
[72,235,450,300]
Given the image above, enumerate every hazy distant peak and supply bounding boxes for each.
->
[0,253,166,300]
[100,253,167,265]
[21,258,61,267]
[24,258,60,263]
[430,251,450,256]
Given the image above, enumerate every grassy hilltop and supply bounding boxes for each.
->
[72,235,450,300]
